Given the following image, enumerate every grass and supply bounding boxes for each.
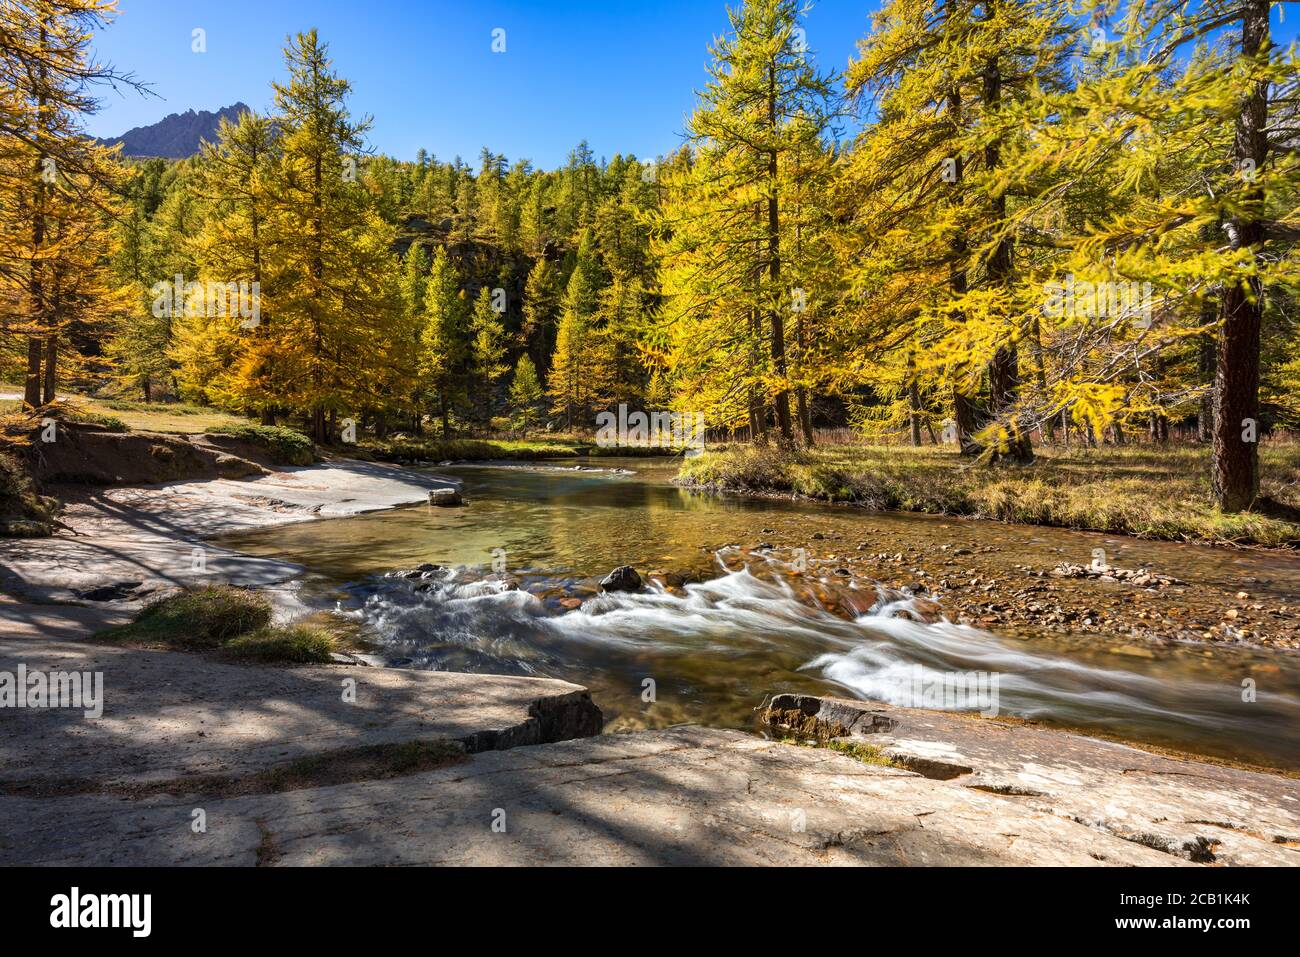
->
[99,586,273,650]
[98,585,338,663]
[223,625,338,663]
[0,384,247,434]
[356,435,669,462]
[678,441,1300,548]
[207,422,318,465]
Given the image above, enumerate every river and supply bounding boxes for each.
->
[217,457,1300,770]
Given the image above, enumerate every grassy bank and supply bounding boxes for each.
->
[0,385,247,434]
[678,443,1300,548]
[355,435,681,463]
[98,586,339,663]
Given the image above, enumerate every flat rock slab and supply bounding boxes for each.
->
[762,694,1300,866]
[0,727,1186,866]
[0,636,600,792]
[0,459,458,608]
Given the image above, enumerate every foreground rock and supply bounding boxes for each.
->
[1,726,1181,866]
[0,635,600,794]
[761,694,1300,866]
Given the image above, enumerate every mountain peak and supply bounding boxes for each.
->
[99,103,252,159]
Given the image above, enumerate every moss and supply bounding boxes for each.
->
[99,586,273,650]
[223,625,337,663]
[779,736,900,768]
[0,451,58,537]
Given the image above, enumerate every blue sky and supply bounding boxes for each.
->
[86,0,876,169]
[86,1,1299,170]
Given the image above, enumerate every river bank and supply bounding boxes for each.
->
[0,456,458,636]
[677,442,1300,549]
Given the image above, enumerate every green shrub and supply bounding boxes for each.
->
[208,423,317,465]
[97,585,345,663]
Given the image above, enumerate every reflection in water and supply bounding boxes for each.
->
[217,458,1300,769]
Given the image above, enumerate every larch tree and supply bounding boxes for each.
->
[468,285,508,428]
[418,245,467,438]
[656,0,836,446]
[267,29,399,443]
[0,0,136,408]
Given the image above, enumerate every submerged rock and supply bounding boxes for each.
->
[599,565,643,593]
[389,562,445,581]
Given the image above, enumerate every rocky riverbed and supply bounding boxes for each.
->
[693,533,1300,652]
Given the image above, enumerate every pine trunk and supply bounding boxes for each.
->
[1212,0,1268,512]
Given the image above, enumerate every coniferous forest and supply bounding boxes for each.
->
[2,0,1296,518]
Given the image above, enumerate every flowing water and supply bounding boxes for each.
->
[217,457,1300,770]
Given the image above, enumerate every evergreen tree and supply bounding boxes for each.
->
[508,353,544,435]
[418,246,467,437]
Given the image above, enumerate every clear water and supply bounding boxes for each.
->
[217,458,1300,770]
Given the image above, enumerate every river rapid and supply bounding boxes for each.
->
[216,457,1300,770]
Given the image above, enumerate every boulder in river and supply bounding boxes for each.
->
[428,487,463,507]
[600,565,643,593]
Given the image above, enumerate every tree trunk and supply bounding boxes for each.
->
[1197,330,1215,442]
[767,66,794,447]
[42,335,57,404]
[23,339,42,409]
[945,86,980,456]
[1213,0,1268,512]
[907,354,922,447]
[311,407,328,445]
[982,50,1032,465]
[796,387,814,447]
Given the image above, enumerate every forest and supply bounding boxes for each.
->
[2,0,1297,515]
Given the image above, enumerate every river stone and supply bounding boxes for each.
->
[428,487,463,507]
[600,565,642,593]
[0,727,1192,866]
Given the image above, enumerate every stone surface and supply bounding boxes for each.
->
[0,458,459,611]
[427,487,463,507]
[0,726,1186,866]
[599,565,642,593]
[0,635,600,792]
[761,693,1300,866]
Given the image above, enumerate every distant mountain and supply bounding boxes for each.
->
[98,103,251,159]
